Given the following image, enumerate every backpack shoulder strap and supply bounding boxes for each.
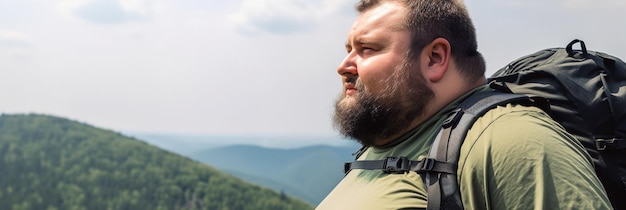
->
[425,91,537,210]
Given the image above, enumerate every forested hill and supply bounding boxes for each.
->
[0,113,313,210]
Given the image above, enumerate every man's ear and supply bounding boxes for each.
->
[422,38,451,82]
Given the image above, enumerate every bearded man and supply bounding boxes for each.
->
[317,0,612,209]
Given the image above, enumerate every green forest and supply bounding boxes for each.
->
[0,114,313,210]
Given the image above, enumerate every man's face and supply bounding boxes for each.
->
[333,2,434,146]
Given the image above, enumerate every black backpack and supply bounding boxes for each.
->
[344,39,626,209]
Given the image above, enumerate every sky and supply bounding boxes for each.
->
[1,0,625,140]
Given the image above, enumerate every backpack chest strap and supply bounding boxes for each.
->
[344,157,457,175]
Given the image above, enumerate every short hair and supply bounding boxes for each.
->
[356,0,486,83]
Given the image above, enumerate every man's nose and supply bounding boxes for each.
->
[337,53,357,76]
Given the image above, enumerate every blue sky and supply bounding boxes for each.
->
[1,0,624,140]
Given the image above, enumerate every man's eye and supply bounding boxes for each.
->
[362,47,376,53]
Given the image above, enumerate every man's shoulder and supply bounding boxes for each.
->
[458,102,590,173]
[465,102,568,151]
[479,102,550,125]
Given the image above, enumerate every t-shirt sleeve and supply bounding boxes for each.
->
[457,104,612,210]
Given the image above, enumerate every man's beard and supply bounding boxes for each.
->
[333,61,434,147]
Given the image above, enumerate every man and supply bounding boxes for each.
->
[316,0,612,209]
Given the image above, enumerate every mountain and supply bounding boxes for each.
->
[131,133,359,156]
[0,113,313,210]
[190,144,360,205]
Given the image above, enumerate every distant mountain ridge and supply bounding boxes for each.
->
[131,132,358,155]
[0,113,313,210]
[190,143,360,205]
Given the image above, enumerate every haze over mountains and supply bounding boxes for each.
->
[131,133,359,153]
[190,144,359,205]
[134,133,361,205]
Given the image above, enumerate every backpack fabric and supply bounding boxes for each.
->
[344,39,626,209]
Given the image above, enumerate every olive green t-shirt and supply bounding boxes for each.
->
[316,87,612,210]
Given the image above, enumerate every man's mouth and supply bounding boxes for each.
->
[344,83,357,95]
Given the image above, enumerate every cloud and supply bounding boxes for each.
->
[0,30,32,48]
[229,0,354,35]
[502,0,626,9]
[561,0,626,10]
[58,0,155,24]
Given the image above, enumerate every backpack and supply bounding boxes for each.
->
[344,39,626,209]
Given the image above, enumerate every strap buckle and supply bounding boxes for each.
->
[595,138,625,151]
[383,157,410,174]
[343,162,351,174]
[417,158,436,173]
[596,138,613,151]
[442,108,463,129]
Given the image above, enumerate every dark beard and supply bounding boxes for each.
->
[333,62,434,147]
